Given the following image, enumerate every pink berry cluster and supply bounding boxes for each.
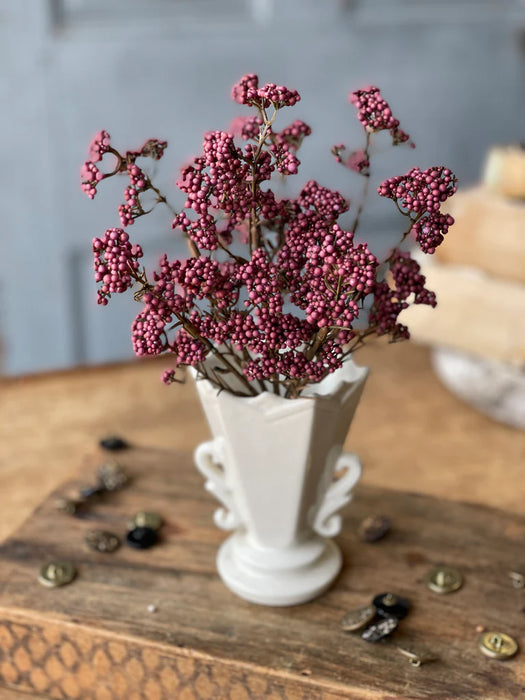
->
[231,74,300,109]
[81,133,167,225]
[88,130,111,162]
[83,74,457,397]
[92,228,144,306]
[349,86,411,145]
[378,166,457,253]
[370,251,436,341]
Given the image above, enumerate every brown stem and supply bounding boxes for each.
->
[350,132,372,234]
[248,106,279,252]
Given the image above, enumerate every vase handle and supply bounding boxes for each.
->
[313,452,362,538]
[194,438,241,531]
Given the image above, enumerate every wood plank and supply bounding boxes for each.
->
[400,262,525,365]
[2,342,524,560]
[0,445,524,699]
[436,186,525,285]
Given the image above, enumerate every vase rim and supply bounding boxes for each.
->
[189,357,369,408]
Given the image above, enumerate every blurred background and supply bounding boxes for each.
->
[2,0,524,377]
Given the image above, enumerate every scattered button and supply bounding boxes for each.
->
[126,526,158,550]
[85,529,121,553]
[97,461,128,491]
[99,436,129,451]
[128,511,163,532]
[340,604,377,632]
[38,562,76,588]
[427,566,463,594]
[54,497,80,516]
[395,644,438,668]
[373,592,410,620]
[479,632,518,660]
[361,616,398,643]
[508,571,524,589]
[147,604,157,613]
[358,514,391,543]
[79,484,105,500]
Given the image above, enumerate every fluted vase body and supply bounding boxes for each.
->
[193,359,368,606]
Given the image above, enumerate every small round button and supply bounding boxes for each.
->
[361,616,398,643]
[97,462,128,491]
[80,484,105,499]
[85,529,121,553]
[127,512,163,532]
[54,497,79,516]
[126,526,158,550]
[340,604,377,632]
[479,632,518,660]
[427,566,463,594]
[99,435,129,451]
[357,514,391,543]
[38,562,76,588]
[372,592,410,620]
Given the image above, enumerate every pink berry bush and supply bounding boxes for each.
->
[82,75,457,398]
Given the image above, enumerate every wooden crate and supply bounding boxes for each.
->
[0,445,524,699]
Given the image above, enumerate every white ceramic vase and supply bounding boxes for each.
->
[193,359,368,606]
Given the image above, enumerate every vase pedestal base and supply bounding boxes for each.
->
[217,534,342,606]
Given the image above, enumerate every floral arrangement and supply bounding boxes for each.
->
[81,75,457,398]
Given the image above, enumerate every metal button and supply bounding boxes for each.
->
[479,632,518,660]
[84,529,121,553]
[340,604,377,632]
[361,616,398,643]
[427,566,463,594]
[97,461,128,491]
[54,497,81,516]
[80,484,105,499]
[99,435,129,451]
[128,511,163,531]
[358,514,391,543]
[38,562,76,588]
[372,592,410,620]
[126,526,158,549]
[395,644,438,668]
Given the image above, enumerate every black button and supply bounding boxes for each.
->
[79,484,105,499]
[99,436,129,451]
[126,526,158,549]
[361,616,398,643]
[372,592,410,620]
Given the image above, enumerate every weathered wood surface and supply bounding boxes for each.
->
[1,342,524,551]
[438,186,525,285]
[400,262,525,364]
[0,445,524,700]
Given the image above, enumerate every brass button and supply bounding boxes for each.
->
[54,497,80,516]
[38,561,76,588]
[85,529,121,553]
[128,511,163,531]
[97,461,128,491]
[340,604,377,632]
[427,566,463,594]
[479,632,518,660]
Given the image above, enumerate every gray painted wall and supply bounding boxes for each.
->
[2,0,524,375]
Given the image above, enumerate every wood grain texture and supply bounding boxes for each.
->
[1,342,524,550]
[0,342,524,699]
[0,445,524,699]
[437,186,525,285]
[400,262,525,364]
